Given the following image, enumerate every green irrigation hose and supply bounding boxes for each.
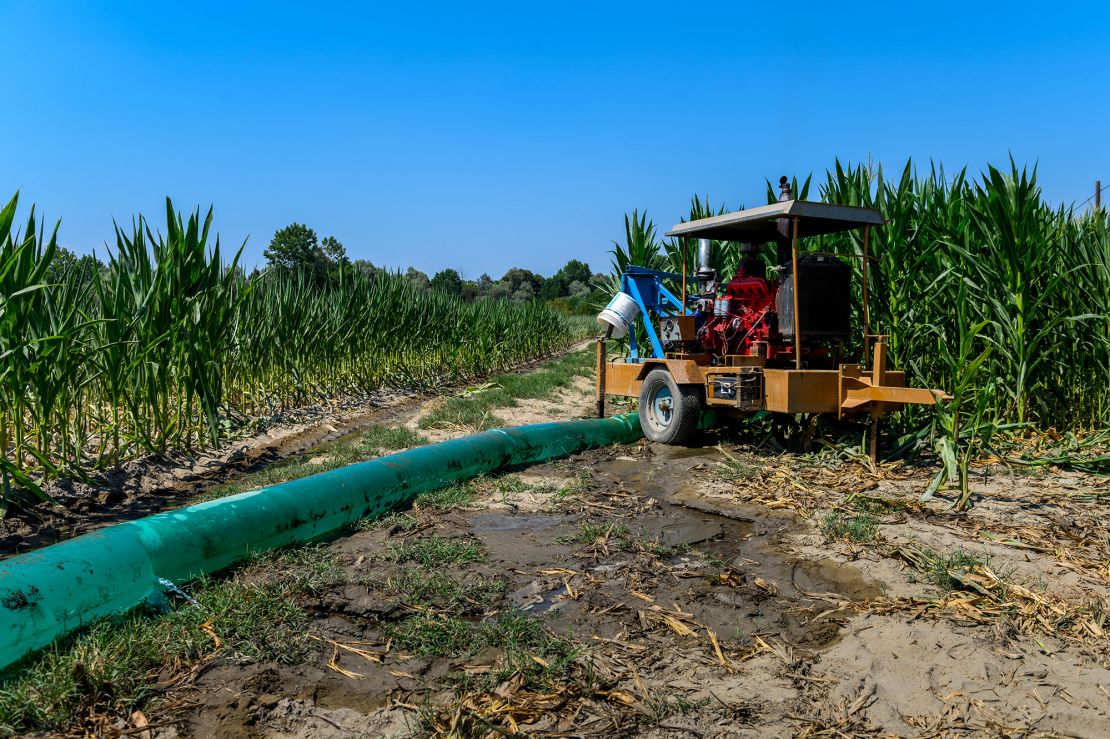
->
[0,413,643,671]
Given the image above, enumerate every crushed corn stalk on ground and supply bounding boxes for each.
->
[3,370,1109,738]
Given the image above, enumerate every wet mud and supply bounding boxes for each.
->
[158,443,896,738]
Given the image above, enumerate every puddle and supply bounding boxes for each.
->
[470,513,565,533]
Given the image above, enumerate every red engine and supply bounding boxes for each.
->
[698,269,779,358]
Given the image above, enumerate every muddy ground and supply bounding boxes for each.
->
[136,373,1110,737]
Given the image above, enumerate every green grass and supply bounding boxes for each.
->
[201,425,426,501]
[820,511,879,543]
[921,550,991,591]
[355,510,421,532]
[418,348,593,430]
[491,349,593,400]
[418,390,512,431]
[389,612,575,684]
[369,570,505,612]
[414,480,477,509]
[0,546,341,736]
[555,521,630,547]
[381,536,486,567]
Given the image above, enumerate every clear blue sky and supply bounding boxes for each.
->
[3,2,1108,278]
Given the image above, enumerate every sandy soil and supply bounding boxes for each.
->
[145,377,1110,738]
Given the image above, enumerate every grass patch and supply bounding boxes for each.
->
[390,612,575,684]
[418,390,512,431]
[418,348,592,431]
[355,510,421,532]
[491,349,592,400]
[921,549,992,591]
[369,570,505,613]
[555,521,630,547]
[389,614,476,656]
[0,546,339,736]
[415,480,477,509]
[381,536,486,567]
[201,424,426,501]
[820,511,879,542]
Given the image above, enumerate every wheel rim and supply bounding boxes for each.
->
[647,383,674,431]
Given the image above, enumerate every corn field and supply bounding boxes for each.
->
[607,160,1110,437]
[0,195,586,497]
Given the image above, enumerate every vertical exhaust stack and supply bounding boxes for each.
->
[776,175,795,267]
[696,237,716,290]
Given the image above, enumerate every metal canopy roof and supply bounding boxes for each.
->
[665,200,884,241]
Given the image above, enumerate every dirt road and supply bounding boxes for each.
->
[151,361,1109,738]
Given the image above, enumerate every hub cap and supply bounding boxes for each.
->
[648,384,674,430]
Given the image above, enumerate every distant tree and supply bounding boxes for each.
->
[554,259,591,287]
[500,268,544,295]
[539,275,565,301]
[264,223,329,277]
[460,280,480,301]
[488,281,512,301]
[566,279,590,300]
[321,236,349,267]
[430,268,464,294]
[404,267,430,290]
[351,258,380,277]
[47,246,104,286]
[512,282,535,302]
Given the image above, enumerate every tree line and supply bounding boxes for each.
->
[52,221,606,315]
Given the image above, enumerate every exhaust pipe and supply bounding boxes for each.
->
[696,237,715,287]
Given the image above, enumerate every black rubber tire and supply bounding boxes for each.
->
[638,368,702,444]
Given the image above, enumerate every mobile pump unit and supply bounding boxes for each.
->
[594,178,948,458]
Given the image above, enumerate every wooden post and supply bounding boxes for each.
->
[1097,180,1102,211]
[869,339,887,462]
[862,224,871,365]
[791,217,801,370]
[595,337,606,418]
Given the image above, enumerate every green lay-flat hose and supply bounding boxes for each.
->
[0,414,643,671]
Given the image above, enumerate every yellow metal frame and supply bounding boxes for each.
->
[596,339,948,421]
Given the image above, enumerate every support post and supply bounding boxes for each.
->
[869,339,887,462]
[1097,180,1102,211]
[791,217,801,370]
[862,224,871,365]
[681,240,687,312]
[595,337,606,418]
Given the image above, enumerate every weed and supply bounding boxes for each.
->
[355,510,420,532]
[820,511,879,543]
[389,612,575,685]
[369,570,505,612]
[389,614,476,656]
[924,550,991,591]
[639,539,692,558]
[381,536,486,567]
[555,521,630,547]
[415,481,476,509]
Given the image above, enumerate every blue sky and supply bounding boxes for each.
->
[2,2,1107,278]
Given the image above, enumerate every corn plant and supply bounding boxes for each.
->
[604,158,1110,492]
[1,194,587,512]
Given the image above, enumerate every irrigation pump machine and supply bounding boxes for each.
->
[595,177,948,458]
